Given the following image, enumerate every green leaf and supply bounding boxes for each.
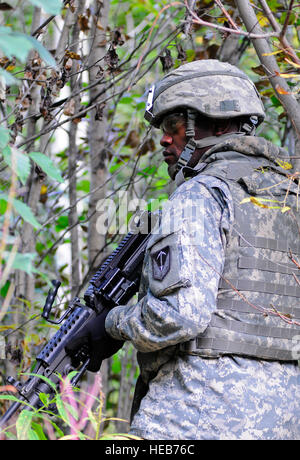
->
[55,394,69,423]
[30,422,48,440]
[2,251,36,276]
[76,179,90,193]
[0,193,41,229]
[12,197,41,229]
[2,145,31,185]
[25,35,57,68]
[0,395,24,402]
[270,95,281,108]
[0,27,56,68]
[0,280,10,297]
[48,420,64,438]
[55,215,69,232]
[0,126,10,148]
[0,27,32,61]
[28,428,41,440]
[16,410,34,440]
[21,372,57,391]
[137,166,156,177]
[29,151,63,183]
[39,392,50,407]
[0,67,19,85]
[119,96,133,104]
[27,0,63,15]
[9,252,36,275]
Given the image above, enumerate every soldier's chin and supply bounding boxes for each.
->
[168,163,177,180]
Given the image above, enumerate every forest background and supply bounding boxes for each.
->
[0,0,299,440]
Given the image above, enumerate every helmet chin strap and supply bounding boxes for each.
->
[174,109,197,172]
[174,110,258,178]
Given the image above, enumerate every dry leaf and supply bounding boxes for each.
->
[64,57,73,71]
[78,14,90,33]
[250,197,269,208]
[275,71,300,78]
[65,51,81,60]
[275,84,290,94]
[251,65,266,76]
[63,98,76,116]
[284,58,300,69]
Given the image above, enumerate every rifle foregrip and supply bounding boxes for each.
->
[37,305,94,366]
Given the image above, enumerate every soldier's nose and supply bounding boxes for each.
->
[160,133,173,147]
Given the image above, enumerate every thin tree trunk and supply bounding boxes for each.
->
[11,7,43,377]
[88,0,110,270]
[55,4,77,63]
[68,0,85,297]
[87,0,110,433]
[15,7,42,305]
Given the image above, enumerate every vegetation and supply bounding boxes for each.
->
[0,0,299,440]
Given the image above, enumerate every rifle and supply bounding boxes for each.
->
[0,212,156,429]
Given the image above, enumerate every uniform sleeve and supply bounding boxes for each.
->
[105,178,232,353]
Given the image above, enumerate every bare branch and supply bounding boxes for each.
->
[184,0,280,39]
[235,0,300,140]
[258,0,300,65]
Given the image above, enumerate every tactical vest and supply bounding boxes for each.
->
[181,150,300,361]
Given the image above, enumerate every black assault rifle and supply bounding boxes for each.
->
[0,212,156,429]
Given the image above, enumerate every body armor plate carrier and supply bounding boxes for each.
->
[180,148,300,361]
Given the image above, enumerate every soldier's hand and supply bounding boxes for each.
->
[65,308,124,372]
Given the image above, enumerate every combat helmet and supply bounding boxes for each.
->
[144,59,266,176]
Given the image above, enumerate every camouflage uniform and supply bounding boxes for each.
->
[106,135,300,440]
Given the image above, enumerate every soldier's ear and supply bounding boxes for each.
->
[214,119,231,136]
[214,119,240,136]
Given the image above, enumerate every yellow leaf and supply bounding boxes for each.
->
[250,197,269,208]
[275,71,300,78]
[257,13,269,27]
[284,58,300,68]
[40,185,47,195]
[262,49,284,56]
[281,206,291,213]
[275,84,290,94]
[276,158,293,170]
[240,196,272,208]
[240,197,251,204]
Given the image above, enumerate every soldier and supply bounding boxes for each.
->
[67,60,300,440]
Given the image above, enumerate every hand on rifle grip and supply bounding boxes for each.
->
[65,308,124,372]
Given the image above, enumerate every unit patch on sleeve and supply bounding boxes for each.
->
[151,246,170,281]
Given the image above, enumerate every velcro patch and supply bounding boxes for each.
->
[151,246,170,281]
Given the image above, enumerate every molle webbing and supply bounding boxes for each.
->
[239,235,300,255]
[238,256,299,276]
[210,315,297,340]
[219,278,300,298]
[217,299,300,320]
[192,338,295,361]
[184,155,300,362]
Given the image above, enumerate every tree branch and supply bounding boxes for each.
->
[235,0,300,141]
[258,0,300,65]
[184,0,280,39]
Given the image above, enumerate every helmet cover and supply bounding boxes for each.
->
[145,59,265,127]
